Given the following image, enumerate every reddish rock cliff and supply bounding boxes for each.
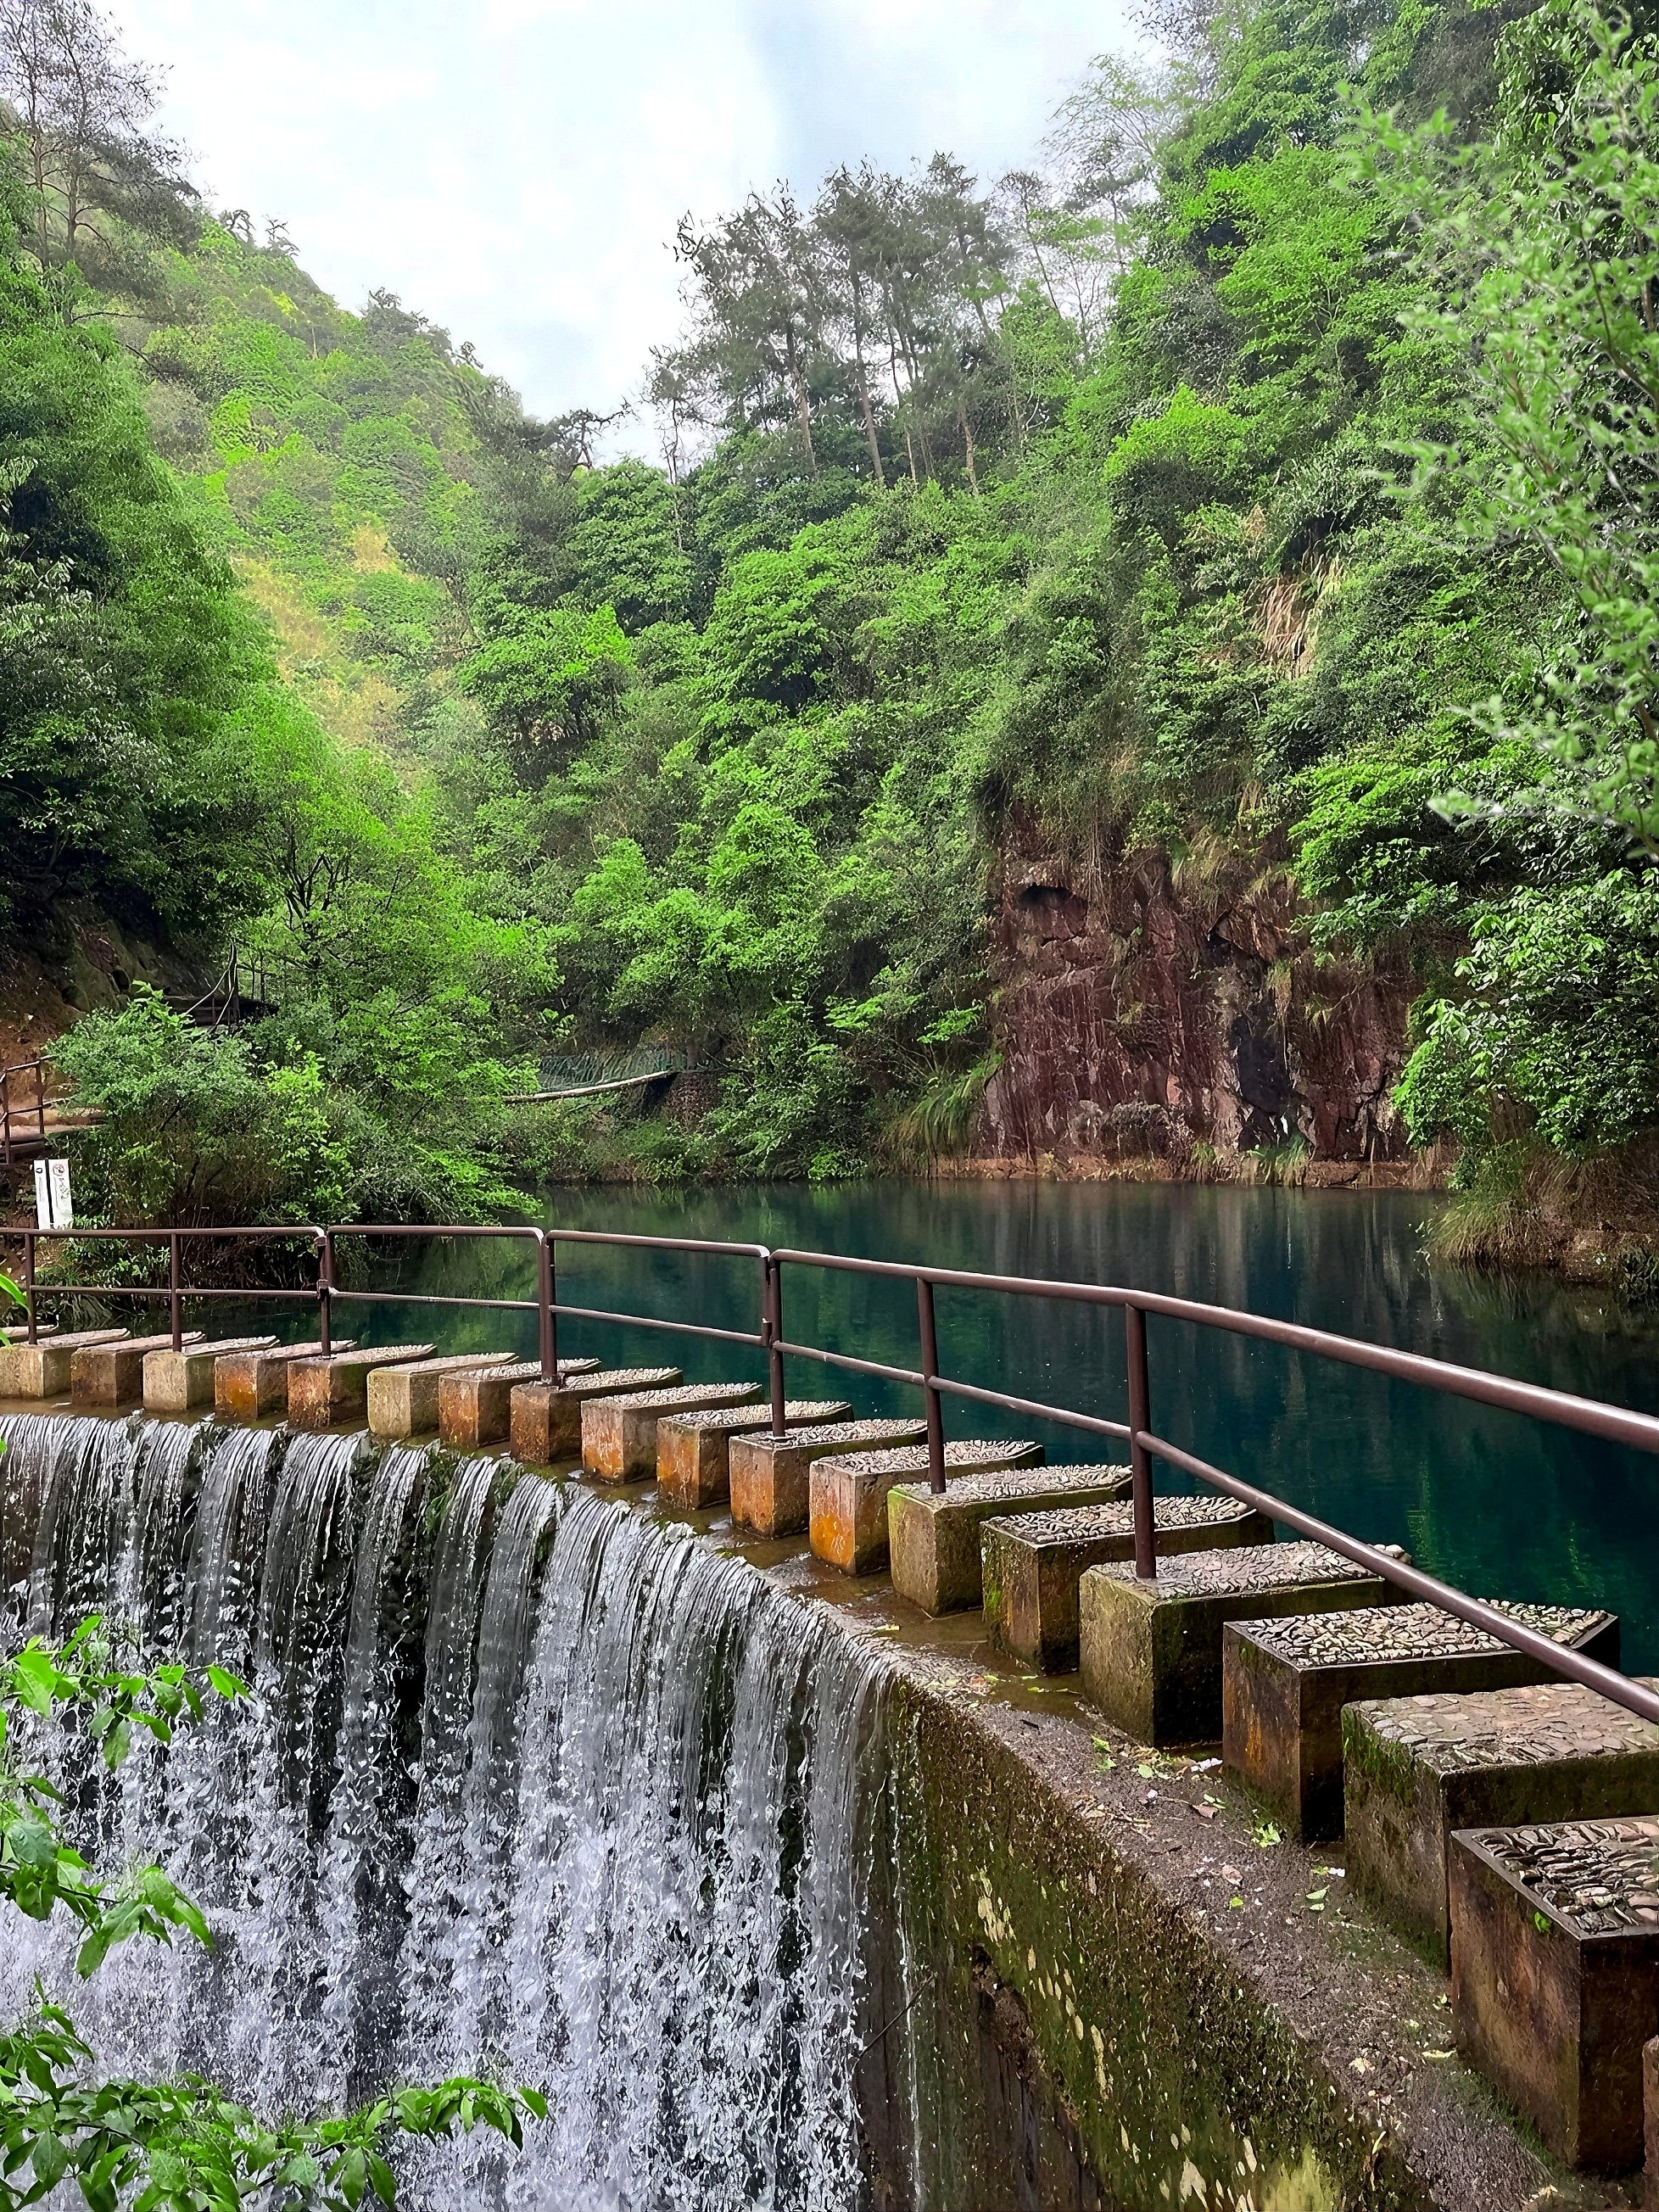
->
[975,832,1416,1168]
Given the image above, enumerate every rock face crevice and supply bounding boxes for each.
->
[975,829,1416,1168]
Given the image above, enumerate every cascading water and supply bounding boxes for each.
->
[0,1410,919,2210]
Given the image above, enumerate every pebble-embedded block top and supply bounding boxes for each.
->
[994,1495,1255,1545]
[1470,1815,1659,1936]
[382,1351,514,1377]
[548,1366,679,1391]
[3,1328,116,1349]
[1092,1538,1404,1597]
[662,1399,849,1434]
[450,1359,599,1388]
[893,1464,1128,1506]
[1243,1600,1614,1670]
[824,1439,1038,1477]
[586,1379,736,1408]
[78,1332,204,1356]
[291,1343,431,1372]
[1352,1680,1659,1777]
[151,1335,273,1358]
[746,1418,925,1452]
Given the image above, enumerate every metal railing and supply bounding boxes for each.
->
[8,1216,1659,1727]
[3,953,279,1166]
[161,945,282,1029]
[0,1058,51,1166]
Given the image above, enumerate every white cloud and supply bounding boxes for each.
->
[106,0,1137,439]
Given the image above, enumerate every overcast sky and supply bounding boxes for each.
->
[106,0,1138,444]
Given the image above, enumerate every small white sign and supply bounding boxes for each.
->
[32,1158,73,1231]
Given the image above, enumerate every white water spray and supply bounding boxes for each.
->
[0,1411,908,2210]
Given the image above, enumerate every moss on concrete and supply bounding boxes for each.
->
[882,1675,1428,2210]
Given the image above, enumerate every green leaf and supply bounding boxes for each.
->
[338,2144,366,2208]
[12,1651,62,1717]
[75,1925,115,1978]
[31,2131,66,2188]
[7,1818,59,1869]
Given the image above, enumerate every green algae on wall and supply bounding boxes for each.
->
[878,1677,1431,2212]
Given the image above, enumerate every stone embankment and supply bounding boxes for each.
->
[3,1325,1655,2207]
[975,825,1420,1176]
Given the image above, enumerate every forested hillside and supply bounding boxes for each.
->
[3,0,1657,1267]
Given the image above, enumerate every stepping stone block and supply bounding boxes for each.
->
[366,1352,517,1440]
[890,1463,1137,1618]
[508,1366,683,1464]
[436,1357,600,1450]
[0,1329,125,1399]
[1345,1679,1659,1968]
[214,1340,352,1420]
[1225,1600,1621,1846]
[142,1336,277,1413]
[582,1382,763,1482]
[285,1344,435,1431]
[1450,1815,1659,2170]
[1080,1539,1410,1750]
[729,1419,928,1539]
[984,1495,1273,1672]
[72,1332,204,1408]
[656,1399,853,1510]
[811,1439,1043,1577]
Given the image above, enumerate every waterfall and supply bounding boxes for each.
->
[0,1411,911,2211]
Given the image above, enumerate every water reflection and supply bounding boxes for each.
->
[353,1181,1659,1668]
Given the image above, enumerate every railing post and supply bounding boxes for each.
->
[24,1229,36,1345]
[317,1230,334,1357]
[2,1063,11,1167]
[168,1231,182,1352]
[32,1058,44,1142]
[762,1254,786,1438]
[537,1232,558,1382]
[1125,1301,1156,1579]
[917,1275,946,1494]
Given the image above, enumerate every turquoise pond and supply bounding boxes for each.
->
[310,1178,1659,1673]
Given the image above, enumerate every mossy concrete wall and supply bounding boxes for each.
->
[877,1677,1410,2208]
[825,1628,1614,2212]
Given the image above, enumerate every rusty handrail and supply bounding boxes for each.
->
[0,1055,49,1166]
[768,1246,1659,1460]
[10,1215,1659,1725]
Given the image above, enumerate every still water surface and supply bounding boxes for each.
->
[355,1180,1659,1668]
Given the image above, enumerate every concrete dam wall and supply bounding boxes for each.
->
[0,1408,1592,2211]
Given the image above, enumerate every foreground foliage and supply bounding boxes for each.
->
[0,1608,541,2211]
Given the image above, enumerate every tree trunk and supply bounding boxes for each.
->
[889,335,921,487]
[892,306,936,475]
[783,325,818,476]
[850,277,885,486]
[956,391,980,496]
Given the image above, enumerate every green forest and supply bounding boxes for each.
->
[4,0,1659,1261]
